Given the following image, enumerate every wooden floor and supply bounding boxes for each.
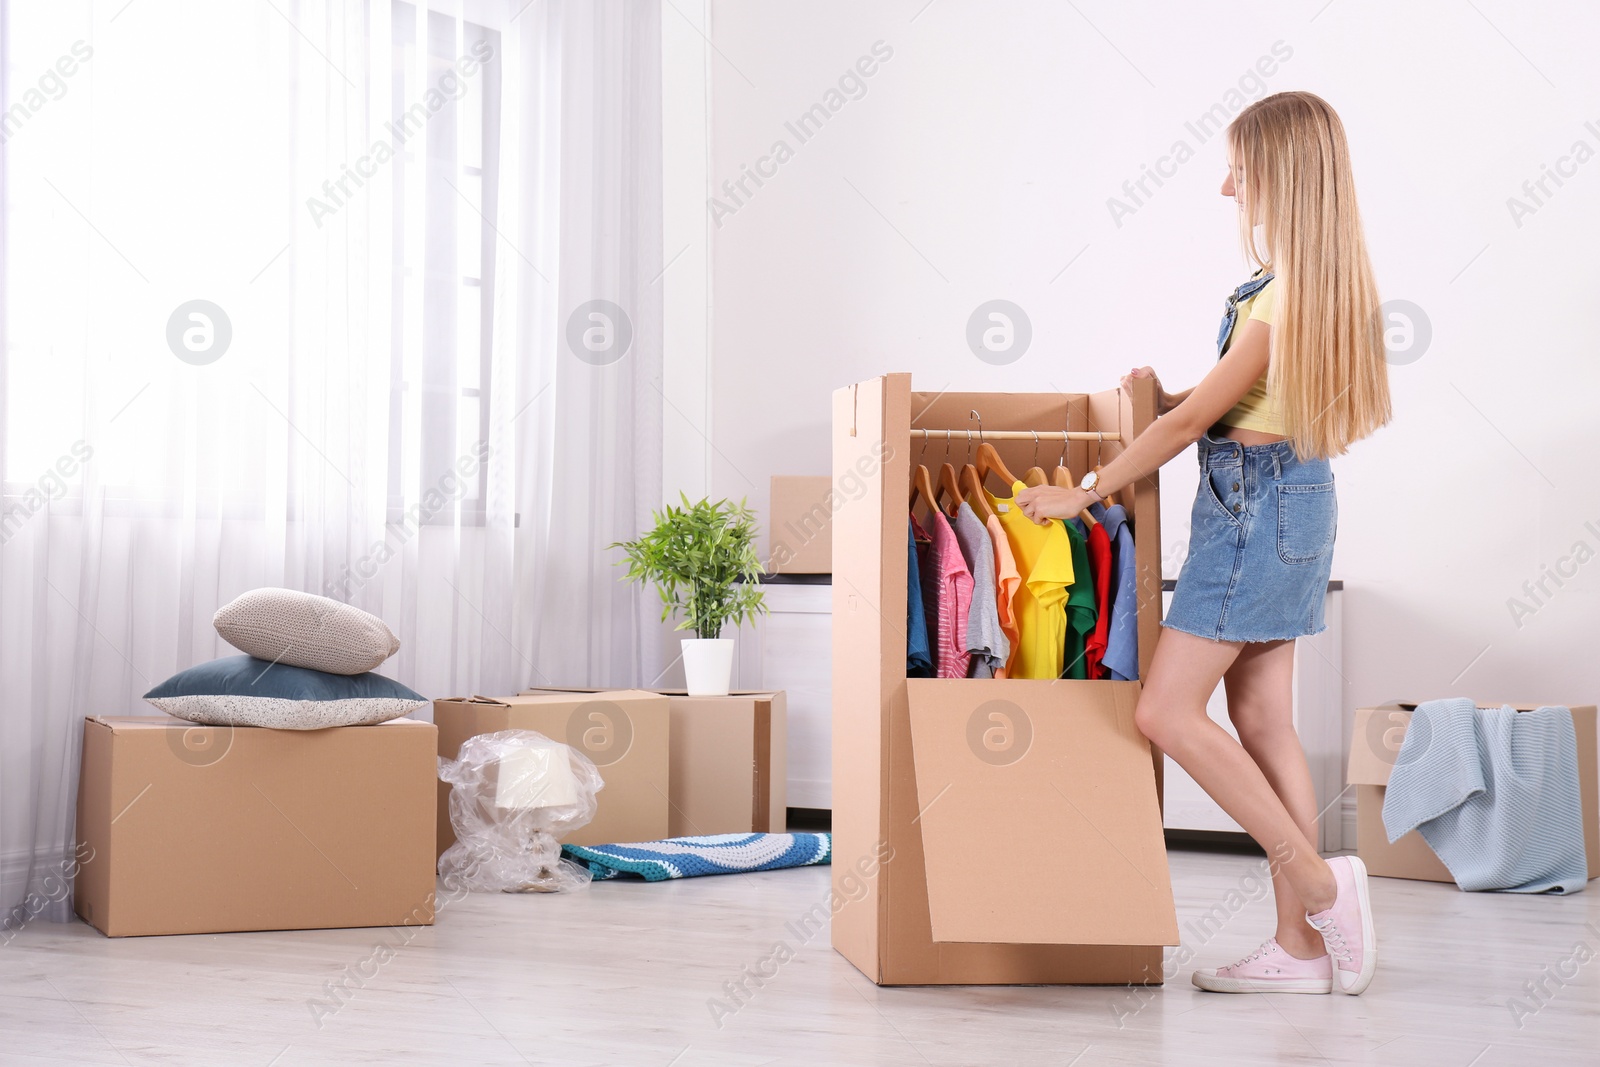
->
[5,845,1599,1066]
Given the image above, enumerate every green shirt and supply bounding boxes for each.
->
[1059,519,1097,679]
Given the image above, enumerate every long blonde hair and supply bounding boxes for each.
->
[1228,91,1390,459]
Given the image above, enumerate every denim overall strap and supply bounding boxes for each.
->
[1216,270,1275,357]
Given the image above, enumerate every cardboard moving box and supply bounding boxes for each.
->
[434,690,669,853]
[525,687,787,837]
[75,716,438,937]
[1347,701,1599,883]
[768,475,835,574]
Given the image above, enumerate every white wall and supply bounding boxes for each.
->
[683,0,1600,730]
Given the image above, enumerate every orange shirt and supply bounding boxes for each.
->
[985,513,1021,678]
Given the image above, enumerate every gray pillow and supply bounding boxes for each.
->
[214,588,399,675]
[144,655,427,730]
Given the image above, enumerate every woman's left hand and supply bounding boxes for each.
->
[1014,485,1095,526]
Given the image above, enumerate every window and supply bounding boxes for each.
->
[388,2,502,524]
[0,4,508,519]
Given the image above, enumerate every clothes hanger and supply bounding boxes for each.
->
[1051,423,1071,486]
[959,430,996,523]
[933,431,963,517]
[1023,430,1048,488]
[1093,431,1117,508]
[910,463,940,519]
[975,444,1019,493]
[1053,464,1097,527]
[1055,422,1095,526]
[962,463,996,523]
[971,412,1018,493]
[937,463,963,516]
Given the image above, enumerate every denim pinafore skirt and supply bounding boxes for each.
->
[1162,273,1337,643]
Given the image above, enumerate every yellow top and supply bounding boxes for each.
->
[1216,279,1285,435]
[987,482,1076,680]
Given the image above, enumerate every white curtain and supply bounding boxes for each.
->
[515,1,665,692]
[0,0,661,926]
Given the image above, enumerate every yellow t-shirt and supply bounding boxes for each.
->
[987,482,1075,680]
[1216,278,1286,435]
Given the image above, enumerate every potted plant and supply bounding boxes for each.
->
[611,494,768,696]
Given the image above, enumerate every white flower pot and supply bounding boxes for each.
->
[682,638,735,697]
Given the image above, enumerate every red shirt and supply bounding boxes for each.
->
[1083,522,1113,679]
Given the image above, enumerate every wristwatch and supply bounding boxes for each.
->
[1079,469,1104,501]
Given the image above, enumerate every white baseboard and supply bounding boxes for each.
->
[1340,794,1358,852]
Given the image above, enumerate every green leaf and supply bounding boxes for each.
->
[609,495,768,638]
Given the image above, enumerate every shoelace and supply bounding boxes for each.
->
[1309,916,1352,963]
[1227,940,1277,969]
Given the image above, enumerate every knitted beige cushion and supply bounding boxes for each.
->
[213,588,400,675]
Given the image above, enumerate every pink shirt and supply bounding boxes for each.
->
[921,509,973,679]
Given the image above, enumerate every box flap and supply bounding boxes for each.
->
[85,716,179,730]
[905,679,1178,946]
[496,689,667,706]
[86,715,433,732]
[519,687,781,700]
[1347,701,1582,786]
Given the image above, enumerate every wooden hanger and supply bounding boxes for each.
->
[975,442,1017,493]
[910,464,939,518]
[961,463,996,523]
[1053,465,1097,527]
[926,431,962,518]
[936,462,963,517]
[1089,429,1116,508]
[1023,431,1048,488]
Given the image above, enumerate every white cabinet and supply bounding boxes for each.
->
[736,579,833,809]
[1159,583,1345,852]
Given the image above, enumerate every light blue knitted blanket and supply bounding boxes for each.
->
[1382,698,1587,894]
[562,833,831,882]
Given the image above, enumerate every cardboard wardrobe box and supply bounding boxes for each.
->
[768,475,834,574]
[434,690,670,853]
[524,687,787,837]
[75,716,438,938]
[831,374,1179,986]
[1347,701,1600,883]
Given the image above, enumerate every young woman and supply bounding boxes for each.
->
[1016,91,1390,995]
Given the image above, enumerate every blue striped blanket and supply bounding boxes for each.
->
[562,833,831,881]
[1382,699,1587,894]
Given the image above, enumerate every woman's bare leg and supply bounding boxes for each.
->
[1134,628,1336,914]
[1223,639,1325,958]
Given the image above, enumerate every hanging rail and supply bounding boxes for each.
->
[911,429,1120,442]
